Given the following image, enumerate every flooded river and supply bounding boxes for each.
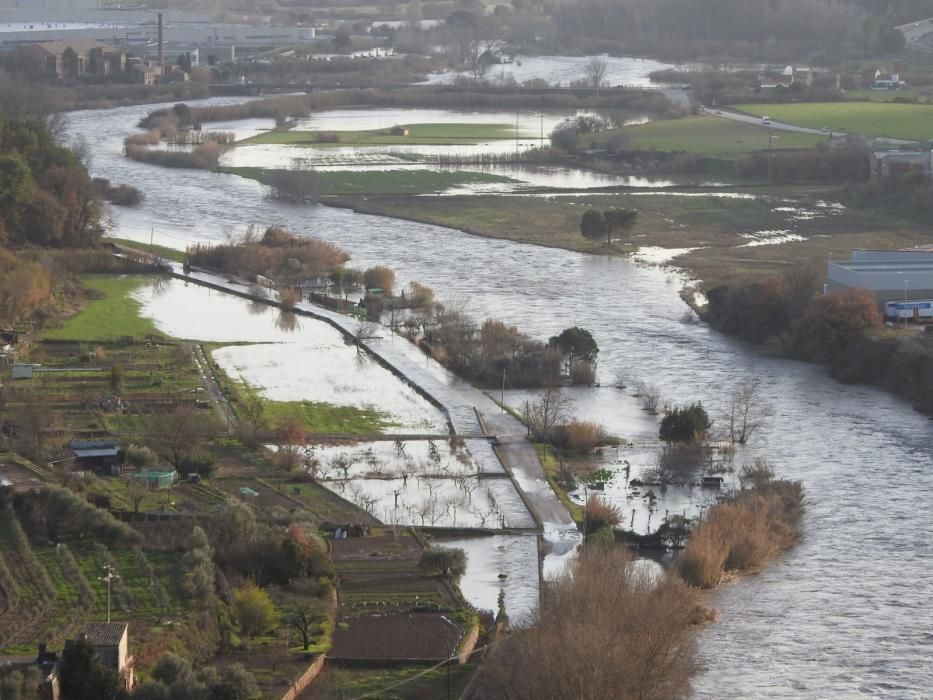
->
[65,91,933,697]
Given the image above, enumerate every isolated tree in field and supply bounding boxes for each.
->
[726,379,773,444]
[580,209,608,242]
[154,404,207,468]
[237,393,265,446]
[583,56,609,95]
[603,208,638,244]
[124,476,149,515]
[418,547,467,580]
[548,326,599,373]
[233,580,279,639]
[523,387,575,442]
[13,389,56,461]
[109,364,124,394]
[285,600,327,650]
[659,402,711,443]
[275,414,306,469]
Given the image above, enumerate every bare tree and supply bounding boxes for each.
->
[725,380,773,445]
[154,404,210,468]
[522,388,575,442]
[636,383,661,414]
[583,56,609,96]
[354,322,381,354]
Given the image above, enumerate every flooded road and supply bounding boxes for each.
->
[66,96,933,698]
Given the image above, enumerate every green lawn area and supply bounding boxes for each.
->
[242,122,515,147]
[224,377,396,435]
[42,275,164,341]
[600,116,826,154]
[733,102,933,141]
[226,167,516,196]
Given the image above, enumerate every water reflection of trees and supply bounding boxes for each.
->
[274,310,300,332]
[643,443,732,485]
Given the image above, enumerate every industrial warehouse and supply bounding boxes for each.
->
[827,248,933,320]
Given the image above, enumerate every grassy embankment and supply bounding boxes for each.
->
[733,101,933,141]
[221,377,396,436]
[589,116,827,154]
[242,122,516,147]
[42,275,166,342]
[225,166,518,196]
[335,187,930,287]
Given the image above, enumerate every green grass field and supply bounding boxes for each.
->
[42,275,164,341]
[226,167,515,196]
[243,122,515,147]
[733,102,933,141]
[844,88,932,103]
[602,116,826,154]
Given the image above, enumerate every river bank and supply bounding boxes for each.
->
[65,96,933,697]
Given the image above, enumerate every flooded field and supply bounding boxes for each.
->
[424,54,680,88]
[68,92,933,697]
[306,438,535,530]
[322,473,535,530]
[435,533,540,625]
[133,279,447,433]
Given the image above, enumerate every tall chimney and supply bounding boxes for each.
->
[157,13,164,76]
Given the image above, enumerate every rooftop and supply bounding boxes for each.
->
[80,622,127,647]
[31,39,112,55]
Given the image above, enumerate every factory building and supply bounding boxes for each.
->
[826,248,933,308]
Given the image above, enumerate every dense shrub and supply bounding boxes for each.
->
[187,225,348,283]
[562,420,603,452]
[124,141,224,170]
[477,546,699,699]
[659,403,711,443]
[584,495,622,532]
[679,464,804,588]
[418,547,467,579]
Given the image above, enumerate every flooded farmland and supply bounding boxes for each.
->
[65,84,933,697]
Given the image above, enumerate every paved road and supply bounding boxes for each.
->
[702,107,919,146]
[701,106,841,137]
[162,260,581,560]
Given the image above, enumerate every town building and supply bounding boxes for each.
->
[826,248,933,306]
[76,622,134,691]
[12,38,124,79]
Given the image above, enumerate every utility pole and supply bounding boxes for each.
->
[99,565,119,622]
